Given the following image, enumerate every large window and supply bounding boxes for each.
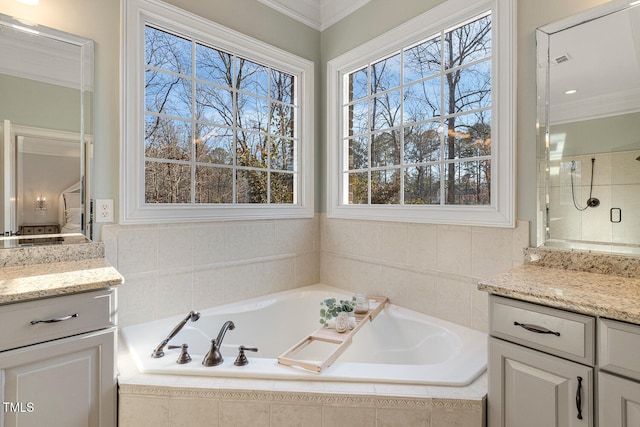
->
[123,0,314,223]
[327,0,515,226]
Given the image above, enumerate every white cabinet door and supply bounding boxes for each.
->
[0,328,116,427]
[599,372,640,427]
[489,337,593,427]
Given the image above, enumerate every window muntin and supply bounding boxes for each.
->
[144,25,298,206]
[124,0,314,223]
[341,13,492,207]
[326,0,513,227]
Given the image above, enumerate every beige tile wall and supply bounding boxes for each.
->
[102,218,320,327]
[117,383,485,427]
[105,215,528,332]
[320,215,530,332]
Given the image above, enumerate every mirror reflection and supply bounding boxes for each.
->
[537,1,640,254]
[0,13,93,247]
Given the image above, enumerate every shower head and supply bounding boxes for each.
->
[189,310,201,322]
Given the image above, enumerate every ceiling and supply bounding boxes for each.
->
[548,4,640,124]
[256,0,370,31]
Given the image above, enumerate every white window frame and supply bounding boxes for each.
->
[326,0,515,227]
[121,0,314,223]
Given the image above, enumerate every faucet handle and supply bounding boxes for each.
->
[234,345,258,366]
[167,343,192,364]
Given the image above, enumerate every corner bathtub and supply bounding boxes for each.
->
[120,284,487,386]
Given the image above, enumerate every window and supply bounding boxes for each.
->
[327,0,515,226]
[123,0,314,223]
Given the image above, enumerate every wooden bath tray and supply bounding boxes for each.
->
[277,296,388,373]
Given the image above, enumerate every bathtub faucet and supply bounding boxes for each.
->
[202,320,235,366]
[151,310,201,358]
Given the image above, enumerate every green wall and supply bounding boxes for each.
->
[0,74,82,133]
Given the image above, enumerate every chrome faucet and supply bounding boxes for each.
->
[151,310,201,358]
[202,320,235,366]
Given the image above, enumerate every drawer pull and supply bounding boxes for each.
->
[513,321,560,336]
[30,313,79,325]
[576,376,583,420]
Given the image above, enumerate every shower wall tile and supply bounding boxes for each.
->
[548,150,640,246]
[613,184,640,244]
[611,150,640,185]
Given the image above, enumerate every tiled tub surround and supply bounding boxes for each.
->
[102,218,321,328]
[118,348,487,427]
[103,216,531,332]
[321,217,531,333]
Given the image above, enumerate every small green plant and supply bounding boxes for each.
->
[319,296,356,327]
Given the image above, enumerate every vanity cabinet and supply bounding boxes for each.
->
[597,318,640,426]
[0,288,117,427]
[488,295,595,427]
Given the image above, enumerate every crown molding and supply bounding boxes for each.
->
[257,0,370,31]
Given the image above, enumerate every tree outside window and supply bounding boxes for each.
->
[144,25,297,205]
[342,13,492,206]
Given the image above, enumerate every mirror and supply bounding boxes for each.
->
[0,13,93,247]
[537,0,640,255]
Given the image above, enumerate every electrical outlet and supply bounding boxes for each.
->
[95,199,114,223]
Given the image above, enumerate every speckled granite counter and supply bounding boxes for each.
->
[478,263,640,325]
[0,243,123,304]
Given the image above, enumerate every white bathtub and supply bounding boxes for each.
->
[120,284,487,386]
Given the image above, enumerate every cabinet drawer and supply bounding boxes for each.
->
[0,288,116,352]
[599,318,640,381]
[489,295,595,365]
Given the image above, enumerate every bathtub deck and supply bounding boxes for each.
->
[277,296,388,372]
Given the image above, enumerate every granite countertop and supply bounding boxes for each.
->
[0,258,124,304]
[478,263,640,324]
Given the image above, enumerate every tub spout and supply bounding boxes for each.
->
[151,310,200,358]
[202,320,235,366]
